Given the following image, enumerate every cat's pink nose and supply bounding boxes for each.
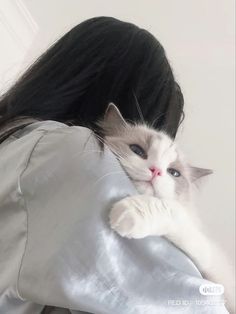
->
[149,166,162,178]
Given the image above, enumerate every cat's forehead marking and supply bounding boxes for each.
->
[129,125,153,147]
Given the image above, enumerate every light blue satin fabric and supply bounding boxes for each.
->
[0,121,228,314]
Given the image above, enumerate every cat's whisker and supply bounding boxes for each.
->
[159,119,180,134]
[71,148,106,159]
[151,112,167,128]
[95,134,107,146]
[92,170,126,186]
[132,90,145,124]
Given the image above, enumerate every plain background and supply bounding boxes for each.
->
[0,0,235,265]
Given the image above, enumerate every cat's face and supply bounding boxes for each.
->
[99,104,212,201]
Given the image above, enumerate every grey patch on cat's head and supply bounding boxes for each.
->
[98,103,127,137]
[188,166,213,182]
[169,155,213,201]
[105,103,127,128]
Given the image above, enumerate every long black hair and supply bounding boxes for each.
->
[0,16,184,140]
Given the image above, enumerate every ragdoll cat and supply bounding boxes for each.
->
[98,103,235,313]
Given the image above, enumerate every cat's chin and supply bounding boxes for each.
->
[133,181,155,196]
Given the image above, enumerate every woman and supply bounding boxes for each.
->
[0,17,226,314]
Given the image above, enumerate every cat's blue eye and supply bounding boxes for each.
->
[129,144,147,159]
[167,168,181,177]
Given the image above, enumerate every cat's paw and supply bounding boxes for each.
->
[109,198,150,239]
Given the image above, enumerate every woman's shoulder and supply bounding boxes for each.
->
[16,120,93,142]
[22,120,99,161]
[0,120,95,158]
[20,120,100,166]
[0,120,102,196]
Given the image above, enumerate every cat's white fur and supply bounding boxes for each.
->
[99,104,235,313]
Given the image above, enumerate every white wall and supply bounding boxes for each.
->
[0,0,38,92]
[0,0,235,263]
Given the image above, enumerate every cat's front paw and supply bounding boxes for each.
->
[109,198,149,239]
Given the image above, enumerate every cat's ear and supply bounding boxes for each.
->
[104,103,127,128]
[189,166,213,182]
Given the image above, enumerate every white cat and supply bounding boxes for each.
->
[98,103,235,313]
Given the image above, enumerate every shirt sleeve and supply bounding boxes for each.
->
[18,126,228,314]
